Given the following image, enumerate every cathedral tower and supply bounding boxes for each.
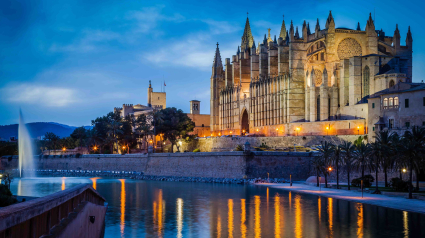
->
[210,43,224,132]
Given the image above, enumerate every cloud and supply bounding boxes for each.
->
[128,6,185,34]
[1,84,77,107]
[49,30,121,53]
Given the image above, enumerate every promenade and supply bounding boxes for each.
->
[258,182,425,214]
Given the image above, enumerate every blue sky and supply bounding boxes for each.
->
[1,0,425,126]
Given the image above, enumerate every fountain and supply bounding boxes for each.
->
[18,110,35,177]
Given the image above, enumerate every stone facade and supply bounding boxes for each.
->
[187,100,211,137]
[368,81,425,139]
[211,12,413,137]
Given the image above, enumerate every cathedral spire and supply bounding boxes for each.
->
[279,14,287,39]
[357,22,361,31]
[213,42,223,68]
[325,11,334,28]
[295,26,299,39]
[307,22,311,35]
[406,26,413,47]
[315,18,320,32]
[241,15,254,51]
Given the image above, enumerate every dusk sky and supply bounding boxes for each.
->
[1,0,425,126]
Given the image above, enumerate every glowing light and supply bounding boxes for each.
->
[256,128,259,132]
[62,147,66,151]
[318,197,321,223]
[122,146,126,149]
[274,195,281,238]
[276,128,278,131]
[90,177,98,190]
[357,203,364,238]
[403,168,407,173]
[403,211,409,238]
[158,189,164,236]
[357,126,360,129]
[211,134,213,136]
[295,195,302,238]
[242,130,245,133]
[228,199,234,238]
[219,133,221,136]
[254,196,261,238]
[328,167,332,171]
[296,127,300,131]
[326,127,329,130]
[217,215,221,238]
[241,199,247,238]
[93,146,98,151]
[230,131,232,134]
[177,198,183,238]
[149,140,153,144]
[119,179,126,237]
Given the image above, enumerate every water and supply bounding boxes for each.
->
[18,110,35,177]
[10,177,425,238]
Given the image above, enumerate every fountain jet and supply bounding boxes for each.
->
[19,110,35,177]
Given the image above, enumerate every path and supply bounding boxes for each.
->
[257,182,425,214]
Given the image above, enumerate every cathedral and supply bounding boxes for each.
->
[210,12,413,136]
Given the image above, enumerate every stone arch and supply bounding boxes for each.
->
[389,80,395,88]
[313,69,323,86]
[337,38,362,60]
[240,108,249,134]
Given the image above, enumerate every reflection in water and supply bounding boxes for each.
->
[17,180,22,196]
[154,189,165,237]
[403,211,409,238]
[228,199,234,238]
[255,196,261,238]
[294,195,302,238]
[267,187,269,209]
[119,179,125,238]
[61,177,66,190]
[328,197,333,237]
[177,198,183,238]
[318,197,321,223]
[289,191,292,209]
[217,215,222,238]
[274,195,281,238]
[90,177,98,190]
[241,199,247,238]
[357,203,364,238]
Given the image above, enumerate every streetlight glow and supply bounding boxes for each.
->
[402,168,407,173]
[328,167,332,171]
[62,147,66,151]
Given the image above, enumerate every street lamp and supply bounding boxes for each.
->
[402,168,407,180]
[326,126,329,136]
[296,127,300,136]
[328,167,332,172]
[357,126,360,135]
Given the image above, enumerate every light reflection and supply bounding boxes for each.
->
[274,195,281,238]
[403,211,409,238]
[289,191,292,209]
[177,198,183,238]
[318,197,321,223]
[328,197,333,237]
[255,196,261,238]
[90,177,98,190]
[217,215,222,238]
[17,179,22,196]
[241,199,247,238]
[294,195,302,238]
[267,187,269,209]
[61,177,65,190]
[356,203,363,238]
[119,179,125,238]
[228,199,234,238]
[158,189,164,237]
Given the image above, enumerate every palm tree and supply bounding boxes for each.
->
[401,126,425,199]
[370,142,381,194]
[317,141,334,188]
[353,140,372,188]
[374,130,395,187]
[331,143,343,189]
[340,141,355,190]
[312,156,324,187]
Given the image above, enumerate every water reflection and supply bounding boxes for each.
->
[176,198,183,238]
[61,177,66,190]
[9,178,425,238]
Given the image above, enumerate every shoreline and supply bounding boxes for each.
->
[257,182,425,215]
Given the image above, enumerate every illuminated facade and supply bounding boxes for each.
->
[211,12,413,136]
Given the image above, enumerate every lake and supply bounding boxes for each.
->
[10,177,425,238]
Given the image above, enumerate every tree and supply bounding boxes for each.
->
[135,114,152,153]
[331,143,343,189]
[317,141,334,188]
[156,107,195,153]
[108,121,123,154]
[312,156,324,187]
[374,130,395,187]
[370,142,381,194]
[353,140,372,183]
[70,127,87,149]
[340,141,355,190]
[44,132,60,153]
[400,126,425,199]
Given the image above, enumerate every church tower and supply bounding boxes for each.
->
[241,16,254,52]
[210,43,224,132]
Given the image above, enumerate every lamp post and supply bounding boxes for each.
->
[402,168,407,180]
[276,128,278,137]
[357,126,360,135]
[296,127,300,136]
[290,174,292,186]
[326,126,329,136]
[122,146,126,154]
[319,176,321,191]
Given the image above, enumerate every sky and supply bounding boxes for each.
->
[1,0,425,126]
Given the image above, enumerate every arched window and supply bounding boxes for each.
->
[383,98,388,109]
[389,80,395,88]
[394,97,399,108]
[389,97,394,108]
[363,66,370,97]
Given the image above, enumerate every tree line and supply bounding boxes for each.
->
[35,107,195,154]
[315,126,425,199]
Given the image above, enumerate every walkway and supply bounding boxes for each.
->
[257,182,425,214]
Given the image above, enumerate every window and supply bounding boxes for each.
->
[202,124,204,127]
[405,98,409,108]
[363,66,370,97]
[389,119,394,129]
[383,98,388,109]
[372,103,375,108]
[373,127,375,131]
[389,80,395,88]
[405,122,410,128]
[394,97,399,108]
[389,98,394,108]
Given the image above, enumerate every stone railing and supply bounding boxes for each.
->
[0,184,106,237]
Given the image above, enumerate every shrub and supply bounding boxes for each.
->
[235,145,243,151]
[193,148,201,152]
[0,184,18,207]
[259,142,269,149]
[351,175,374,188]
[389,177,410,192]
[302,136,307,140]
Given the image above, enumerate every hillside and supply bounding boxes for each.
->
[0,122,92,140]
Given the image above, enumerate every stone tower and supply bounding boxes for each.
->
[210,43,224,132]
[147,80,153,107]
[190,100,200,114]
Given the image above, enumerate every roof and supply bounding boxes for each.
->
[369,82,425,98]
[190,100,200,102]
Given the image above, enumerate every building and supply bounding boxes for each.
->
[187,100,211,137]
[368,81,425,138]
[211,12,413,136]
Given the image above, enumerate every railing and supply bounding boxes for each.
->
[0,184,106,238]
